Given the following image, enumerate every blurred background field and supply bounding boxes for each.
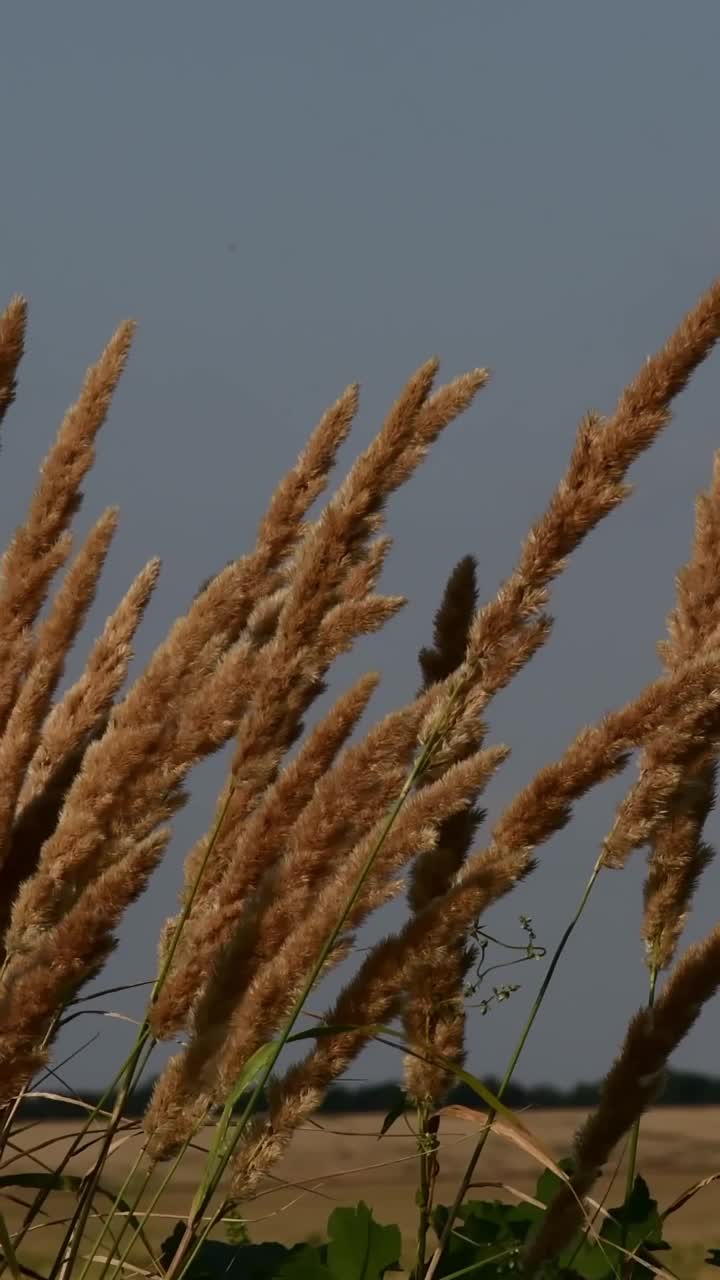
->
[6,1110,719,1278]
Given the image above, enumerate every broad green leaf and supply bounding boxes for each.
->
[455,1205,501,1248]
[466,1200,537,1239]
[532,1174,670,1280]
[326,1202,401,1280]
[277,1245,332,1279]
[431,1200,531,1279]
[161,1227,303,1280]
[535,1158,576,1206]
[603,1176,667,1253]
[556,1234,616,1280]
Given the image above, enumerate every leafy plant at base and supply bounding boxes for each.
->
[160,1202,401,1280]
[154,1173,676,1280]
[430,1164,671,1280]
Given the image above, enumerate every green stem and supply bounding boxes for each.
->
[52,1031,153,1280]
[414,1103,433,1280]
[8,1044,145,1267]
[621,964,658,1266]
[0,1007,96,1276]
[99,1138,195,1280]
[89,1146,154,1280]
[71,783,242,1280]
[425,850,605,1280]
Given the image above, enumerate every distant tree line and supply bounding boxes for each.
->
[19,1069,720,1120]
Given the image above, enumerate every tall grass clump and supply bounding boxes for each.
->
[0,279,718,1278]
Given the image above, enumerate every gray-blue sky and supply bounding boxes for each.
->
[2,1,720,1092]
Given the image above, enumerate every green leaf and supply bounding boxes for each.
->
[161,1220,330,1280]
[603,1175,667,1253]
[557,1237,615,1280]
[535,1158,576,1207]
[161,1224,193,1273]
[0,1171,84,1192]
[163,1205,401,1280]
[326,1202,401,1280]
[532,1160,623,1279]
[378,1092,408,1138]
[431,1200,530,1279]
[160,1228,304,1280]
[461,1199,538,1243]
[276,1245,332,1279]
[226,1040,279,1109]
[526,1175,671,1280]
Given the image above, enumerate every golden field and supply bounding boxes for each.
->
[4,1108,719,1277]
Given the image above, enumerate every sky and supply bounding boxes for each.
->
[1,1,720,1094]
